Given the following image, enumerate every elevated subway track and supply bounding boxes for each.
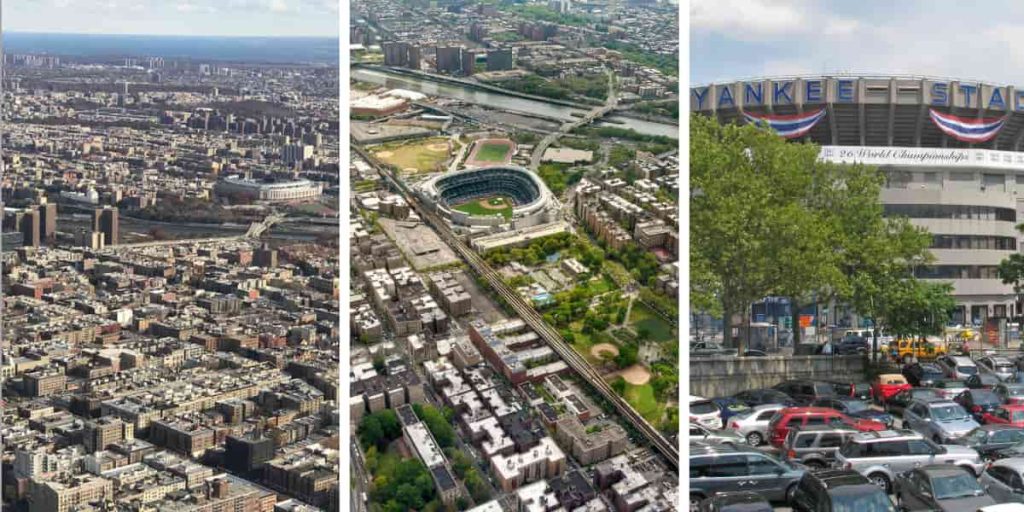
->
[353,143,679,470]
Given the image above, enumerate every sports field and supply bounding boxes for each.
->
[624,382,664,425]
[476,143,512,162]
[371,137,451,173]
[452,196,513,220]
[629,303,675,343]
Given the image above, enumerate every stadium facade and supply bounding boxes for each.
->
[692,75,1024,326]
[214,176,323,204]
[417,166,557,233]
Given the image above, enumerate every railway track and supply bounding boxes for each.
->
[353,144,679,470]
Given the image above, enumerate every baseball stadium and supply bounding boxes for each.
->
[416,165,557,231]
[692,75,1024,326]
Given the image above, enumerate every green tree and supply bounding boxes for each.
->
[615,343,637,368]
[883,280,956,339]
[999,244,1024,324]
[610,376,627,395]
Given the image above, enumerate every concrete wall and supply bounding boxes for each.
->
[689,355,866,398]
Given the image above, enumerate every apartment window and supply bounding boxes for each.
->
[884,204,1016,222]
[984,174,1006,192]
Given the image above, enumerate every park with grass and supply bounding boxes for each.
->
[452,195,513,220]
[465,138,514,167]
[370,137,451,174]
[476,143,512,163]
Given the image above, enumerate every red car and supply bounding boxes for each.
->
[871,374,912,404]
[767,407,886,447]
[982,405,1024,427]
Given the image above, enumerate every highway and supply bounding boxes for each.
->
[353,143,679,470]
[108,212,286,249]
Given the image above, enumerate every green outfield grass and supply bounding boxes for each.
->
[475,142,512,163]
[452,196,513,220]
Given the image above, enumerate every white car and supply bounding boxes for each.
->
[978,458,1024,505]
[977,355,1016,381]
[937,354,980,380]
[724,403,786,446]
[977,504,1024,512]
[689,396,722,430]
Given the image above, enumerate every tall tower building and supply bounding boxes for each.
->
[39,202,57,245]
[93,207,119,246]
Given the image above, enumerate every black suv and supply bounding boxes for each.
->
[903,362,946,387]
[773,380,837,406]
[790,469,896,512]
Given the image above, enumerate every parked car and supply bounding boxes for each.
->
[773,380,838,406]
[768,407,885,447]
[810,396,894,428]
[933,379,969,400]
[698,491,773,512]
[952,425,1024,461]
[690,423,747,447]
[835,336,869,355]
[894,465,995,511]
[902,398,979,444]
[871,373,912,404]
[790,469,896,512]
[780,424,859,470]
[978,504,1024,512]
[978,355,1017,381]
[834,429,984,493]
[711,397,750,423]
[741,349,768,357]
[955,389,1004,422]
[691,341,734,356]
[726,404,787,446]
[689,444,804,510]
[980,458,1024,504]
[893,337,947,364]
[886,388,942,416]
[732,388,798,408]
[968,373,1004,389]
[937,355,980,380]
[825,379,873,401]
[994,384,1024,405]
[982,405,1024,427]
[690,396,723,429]
[904,362,948,387]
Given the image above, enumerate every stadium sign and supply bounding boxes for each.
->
[691,77,1024,113]
[818,145,1024,170]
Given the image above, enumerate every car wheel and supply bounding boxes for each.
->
[868,472,892,494]
[746,432,763,446]
[689,494,703,512]
[785,483,798,504]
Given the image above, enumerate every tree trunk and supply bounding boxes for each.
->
[722,298,735,350]
[790,298,801,346]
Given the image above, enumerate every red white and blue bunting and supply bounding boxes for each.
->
[742,108,826,139]
[929,109,1006,143]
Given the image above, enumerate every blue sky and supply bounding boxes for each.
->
[3,0,339,37]
[691,0,1024,86]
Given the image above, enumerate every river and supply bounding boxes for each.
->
[352,68,679,140]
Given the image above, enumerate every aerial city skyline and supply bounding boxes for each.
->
[0,4,342,511]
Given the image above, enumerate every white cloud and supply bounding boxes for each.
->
[691,0,806,37]
[269,0,288,12]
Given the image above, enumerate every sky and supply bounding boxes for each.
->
[691,0,1024,86]
[3,0,340,37]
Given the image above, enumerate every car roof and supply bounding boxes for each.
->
[915,464,975,477]
[710,491,770,505]
[780,407,841,415]
[949,356,975,364]
[910,398,957,406]
[993,457,1024,472]
[976,424,1024,431]
[690,444,763,457]
[850,429,921,442]
[790,424,858,434]
[808,469,870,488]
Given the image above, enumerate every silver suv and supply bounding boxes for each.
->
[834,429,983,494]
[902,398,979,444]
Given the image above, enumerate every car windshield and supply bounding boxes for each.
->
[831,487,896,512]
[937,380,964,389]
[963,428,988,444]
[958,365,978,375]
[972,390,1000,404]
[691,401,718,415]
[914,390,940,400]
[931,472,984,500]
[843,400,869,413]
[932,405,969,421]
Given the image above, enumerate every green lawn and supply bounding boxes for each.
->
[452,196,513,220]
[475,143,512,163]
[629,303,675,343]
[624,383,664,425]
